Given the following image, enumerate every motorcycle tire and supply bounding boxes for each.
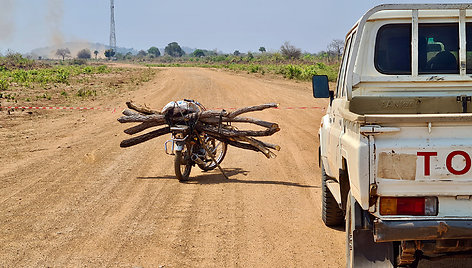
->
[198,140,227,171]
[175,150,192,182]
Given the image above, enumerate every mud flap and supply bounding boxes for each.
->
[348,191,396,267]
[352,229,396,267]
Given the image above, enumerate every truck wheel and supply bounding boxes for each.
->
[321,163,344,226]
[346,191,396,268]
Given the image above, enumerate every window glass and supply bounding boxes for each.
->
[466,23,472,73]
[341,33,355,97]
[375,24,411,75]
[336,37,351,97]
[418,23,459,74]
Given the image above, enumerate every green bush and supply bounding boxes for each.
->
[76,88,96,97]
[0,79,9,90]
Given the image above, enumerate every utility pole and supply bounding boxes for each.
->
[110,0,117,52]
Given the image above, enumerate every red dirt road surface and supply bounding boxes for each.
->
[0,68,345,267]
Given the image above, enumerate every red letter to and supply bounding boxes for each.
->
[417,152,438,176]
[446,151,471,175]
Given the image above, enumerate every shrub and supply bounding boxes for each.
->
[77,49,92,59]
[0,79,8,90]
[71,59,87,65]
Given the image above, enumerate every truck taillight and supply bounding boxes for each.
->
[380,197,437,216]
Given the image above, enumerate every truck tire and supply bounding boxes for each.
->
[346,191,396,268]
[321,163,344,226]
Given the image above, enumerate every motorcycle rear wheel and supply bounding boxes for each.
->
[198,138,227,171]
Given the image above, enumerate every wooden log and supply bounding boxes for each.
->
[204,132,279,157]
[117,113,166,123]
[201,116,278,129]
[228,103,278,118]
[257,140,281,151]
[124,121,161,135]
[236,136,276,159]
[198,124,280,137]
[120,127,170,148]
[122,109,140,116]
[205,133,260,152]
[126,101,160,115]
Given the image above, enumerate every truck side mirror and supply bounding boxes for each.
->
[312,75,332,100]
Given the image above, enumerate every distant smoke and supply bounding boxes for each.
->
[0,0,15,41]
[47,0,64,46]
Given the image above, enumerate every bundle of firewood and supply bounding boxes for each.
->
[117,101,281,158]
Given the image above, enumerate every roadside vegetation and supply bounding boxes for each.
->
[0,53,155,107]
[118,41,342,82]
[1,39,343,107]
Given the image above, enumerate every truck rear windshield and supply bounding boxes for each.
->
[375,23,470,75]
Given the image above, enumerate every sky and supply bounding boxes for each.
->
[0,0,469,55]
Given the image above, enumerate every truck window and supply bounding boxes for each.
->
[375,24,412,75]
[335,36,352,98]
[466,23,472,73]
[418,23,459,74]
[375,23,459,75]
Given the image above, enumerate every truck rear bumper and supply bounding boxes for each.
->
[374,220,472,242]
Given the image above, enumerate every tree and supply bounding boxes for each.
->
[259,46,266,53]
[327,39,344,62]
[104,49,115,59]
[233,50,241,56]
[94,50,99,59]
[164,42,185,57]
[56,48,70,60]
[280,41,301,59]
[77,48,91,59]
[192,49,205,57]
[280,42,301,59]
[137,50,148,57]
[148,46,161,57]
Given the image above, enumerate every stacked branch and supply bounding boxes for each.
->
[118,101,281,158]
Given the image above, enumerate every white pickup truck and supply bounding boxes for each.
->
[314,4,472,267]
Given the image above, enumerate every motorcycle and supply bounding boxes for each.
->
[164,100,228,181]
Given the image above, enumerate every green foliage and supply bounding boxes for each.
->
[137,50,148,57]
[104,49,116,59]
[0,53,42,71]
[0,92,16,100]
[36,93,51,100]
[165,42,185,57]
[146,62,338,82]
[0,79,9,90]
[97,65,109,73]
[77,48,92,59]
[148,46,161,57]
[192,49,205,57]
[282,64,303,79]
[71,59,87,65]
[259,47,266,53]
[0,65,112,89]
[76,88,97,97]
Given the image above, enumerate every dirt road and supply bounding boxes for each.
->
[0,67,345,267]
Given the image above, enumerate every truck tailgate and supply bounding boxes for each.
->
[374,124,472,197]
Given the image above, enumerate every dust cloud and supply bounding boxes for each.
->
[0,0,15,41]
[47,0,64,46]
